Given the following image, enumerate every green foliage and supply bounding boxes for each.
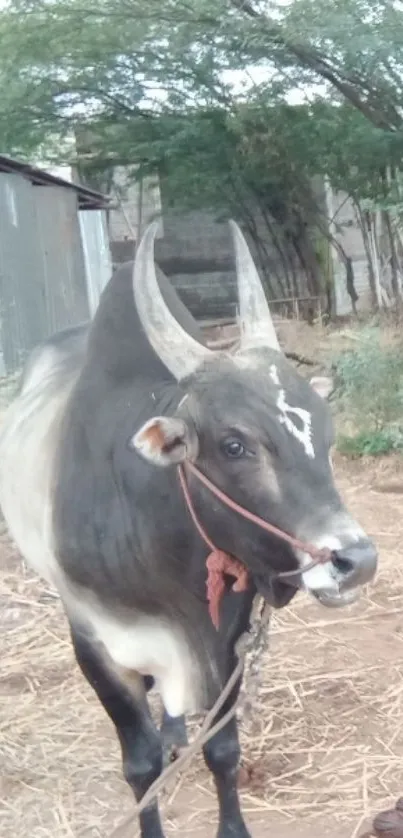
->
[0,0,401,233]
[333,327,403,456]
[0,0,403,164]
[337,427,403,458]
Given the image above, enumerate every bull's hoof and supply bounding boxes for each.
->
[370,798,403,837]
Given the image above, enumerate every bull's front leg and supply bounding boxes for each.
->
[70,625,166,838]
[201,585,256,837]
[203,675,251,838]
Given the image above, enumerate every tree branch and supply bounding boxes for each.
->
[228,0,402,130]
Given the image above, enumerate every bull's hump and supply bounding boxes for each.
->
[85,261,204,382]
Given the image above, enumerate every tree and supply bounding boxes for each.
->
[1,0,403,158]
[1,0,403,311]
[227,0,403,131]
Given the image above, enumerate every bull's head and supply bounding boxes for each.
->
[132,221,377,610]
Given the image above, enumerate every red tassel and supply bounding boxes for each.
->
[206,550,249,629]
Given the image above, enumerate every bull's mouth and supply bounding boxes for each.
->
[254,571,361,611]
[254,574,299,609]
[312,587,360,608]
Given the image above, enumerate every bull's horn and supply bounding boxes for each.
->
[132,221,213,380]
[229,220,281,352]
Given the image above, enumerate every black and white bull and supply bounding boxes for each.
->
[0,221,377,838]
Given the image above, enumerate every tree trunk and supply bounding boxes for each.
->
[258,205,296,296]
[353,201,378,309]
[239,213,287,299]
[383,209,401,305]
[291,227,322,297]
[346,256,359,316]
[226,181,287,299]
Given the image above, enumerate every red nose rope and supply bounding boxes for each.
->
[177,461,333,630]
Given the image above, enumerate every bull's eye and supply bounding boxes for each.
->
[222,438,246,459]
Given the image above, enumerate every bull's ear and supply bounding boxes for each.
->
[310,376,333,400]
[131,416,198,466]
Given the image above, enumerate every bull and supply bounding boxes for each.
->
[0,221,377,838]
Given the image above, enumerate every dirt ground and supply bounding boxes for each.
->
[2,321,403,838]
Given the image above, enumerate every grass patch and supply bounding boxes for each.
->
[332,326,403,457]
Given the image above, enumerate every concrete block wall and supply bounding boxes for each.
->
[109,171,373,321]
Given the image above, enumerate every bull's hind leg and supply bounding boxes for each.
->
[70,625,165,838]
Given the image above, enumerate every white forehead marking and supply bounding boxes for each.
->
[270,365,314,458]
[277,389,314,458]
[269,364,280,385]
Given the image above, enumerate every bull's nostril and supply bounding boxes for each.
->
[330,538,378,587]
[331,554,355,576]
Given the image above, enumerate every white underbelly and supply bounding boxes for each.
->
[67,592,204,717]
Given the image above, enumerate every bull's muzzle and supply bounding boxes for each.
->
[331,537,378,590]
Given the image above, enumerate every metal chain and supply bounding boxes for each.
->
[238,597,271,724]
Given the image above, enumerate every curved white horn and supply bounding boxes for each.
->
[229,220,281,352]
[132,221,213,380]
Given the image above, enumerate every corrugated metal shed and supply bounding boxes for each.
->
[0,154,109,210]
[79,210,112,318]
[0,156,112,373]
[0,173,48,372]
[35,185,90,333]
